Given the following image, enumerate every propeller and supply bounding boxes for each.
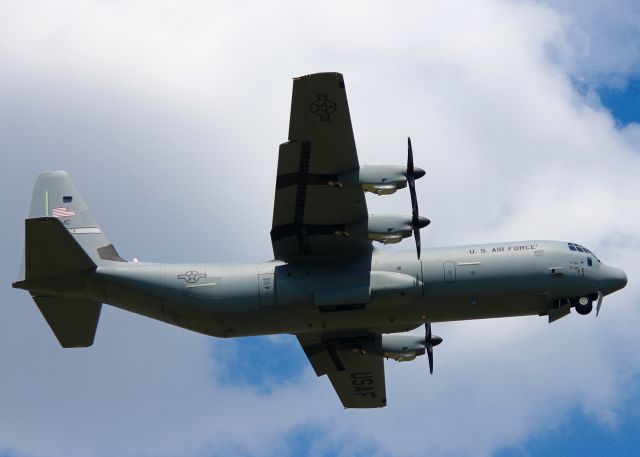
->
[595,290,604,316]
[407,137,430,259]
[424,322,443,375]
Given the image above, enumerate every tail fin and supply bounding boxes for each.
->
[14,171,123,348]
[25,170,125,269]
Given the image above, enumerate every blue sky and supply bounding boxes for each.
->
[599,79,640,126]
[496,388,640,457]
[1,1,639,457]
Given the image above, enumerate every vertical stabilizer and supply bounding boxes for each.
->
[28,171,125,265]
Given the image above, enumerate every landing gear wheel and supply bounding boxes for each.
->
[574,297,593,315]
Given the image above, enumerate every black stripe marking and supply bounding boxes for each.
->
[276,172,340,190]
[270,223,346,242]
[294,142,311,254]
[326,344,346,371]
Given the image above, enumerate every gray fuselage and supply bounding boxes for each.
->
[84,240,625,338]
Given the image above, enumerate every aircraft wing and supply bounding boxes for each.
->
[297,334,387,408]
[271,72,370,261]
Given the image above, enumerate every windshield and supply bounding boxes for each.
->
[567,242,600,263]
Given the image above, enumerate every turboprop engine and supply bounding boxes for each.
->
[360,324,443,373]
[366,214,430,244]
[332,165,425,195]
[380,334,428,361]
[320,138,431,258]
[336,214,430,245]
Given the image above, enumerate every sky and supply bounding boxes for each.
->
[1,1,639,456]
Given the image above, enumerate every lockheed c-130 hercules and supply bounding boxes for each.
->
[13,72,627,408]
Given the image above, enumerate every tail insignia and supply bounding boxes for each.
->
[51,207,76,218]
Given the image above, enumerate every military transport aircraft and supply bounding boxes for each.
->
[13,73,627,408]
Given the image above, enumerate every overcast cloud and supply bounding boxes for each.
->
[1,1,639,456]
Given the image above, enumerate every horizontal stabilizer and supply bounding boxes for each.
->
[34,297,102,347]
[25,217,96,280]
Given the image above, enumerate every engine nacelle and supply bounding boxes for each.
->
[334,165,425,195]
[358,165,409,195]
[367,334,426,361]
[382,334,427,361]
[366,214,412,243]
[363,214,429,244]
[335,215,429,244]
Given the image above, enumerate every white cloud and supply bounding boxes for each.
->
[1,1,639,457]
[540,0,640,86]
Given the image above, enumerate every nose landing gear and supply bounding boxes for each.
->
[573,296,594,315]
[547,292,602,322]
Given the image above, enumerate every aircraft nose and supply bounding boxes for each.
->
[599,265,628,294]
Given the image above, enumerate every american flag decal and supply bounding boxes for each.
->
[51,207,76,218]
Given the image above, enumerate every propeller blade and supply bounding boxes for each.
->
[424,322,443,375]
[596,290,604,316]
[425,323,434,374]
[424,322,433,374]
[407,137,422,259]
[415,228,422,260]
[427,344,434,375]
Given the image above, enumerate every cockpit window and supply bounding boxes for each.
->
[568,243,601,262]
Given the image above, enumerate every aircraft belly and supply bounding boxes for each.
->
[423,292,547,322]
[219,307,425,337]
[95,265,225,335]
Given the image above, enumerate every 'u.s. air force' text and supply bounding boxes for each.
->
[469,244,538,255]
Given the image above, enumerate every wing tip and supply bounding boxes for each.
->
[294,72,344,81]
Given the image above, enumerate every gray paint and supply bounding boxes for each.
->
[16,231,627,339]
[73,239,624,340]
